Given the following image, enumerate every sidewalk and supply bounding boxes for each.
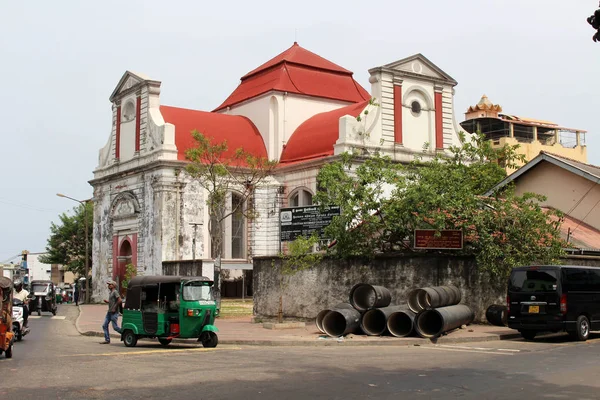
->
[75,304,522,346]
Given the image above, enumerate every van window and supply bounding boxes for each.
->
[509,270,558,292]
[563,268,600,292]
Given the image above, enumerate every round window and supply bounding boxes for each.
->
[411,101,421,115]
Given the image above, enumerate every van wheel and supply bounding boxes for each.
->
[520,330,536,340]
[123,330,138,347]
[573,315,590,341]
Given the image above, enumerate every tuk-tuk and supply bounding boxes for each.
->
[120,276,219,348]
[0,277,15,358]
[29,280,58,316]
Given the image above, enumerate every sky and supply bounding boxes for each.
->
[0,0,599,262]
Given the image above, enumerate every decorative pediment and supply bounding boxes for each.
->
[111,191,140,220]
[109,71,154,102]
[381,54,457,85]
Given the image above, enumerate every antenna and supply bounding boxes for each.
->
[295,29,298,44]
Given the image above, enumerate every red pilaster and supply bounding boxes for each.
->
[435,91,443,149]
[112,236,119,280]
[393,85,403,144]
[115,106,121,159]
[135,96,141,152]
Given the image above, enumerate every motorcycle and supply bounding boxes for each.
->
[12,298,30,341]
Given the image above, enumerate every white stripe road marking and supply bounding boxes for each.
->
[437,345,496,351]
[496,348,521,352]
[420,347,515,356]
[28,316,66,320]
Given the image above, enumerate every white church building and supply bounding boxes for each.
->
[89,42,467,300]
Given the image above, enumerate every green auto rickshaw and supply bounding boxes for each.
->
[120,276,218,348]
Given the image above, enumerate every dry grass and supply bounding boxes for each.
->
[219,298,253,319]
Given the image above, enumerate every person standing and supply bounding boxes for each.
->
[74,283,79,306]
[100,280,122,344]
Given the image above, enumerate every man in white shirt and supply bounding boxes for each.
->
[13,279,30,327]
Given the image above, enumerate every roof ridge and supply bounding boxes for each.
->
[541,151,600,171]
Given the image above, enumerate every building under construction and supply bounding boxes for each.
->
[460,95,587,172]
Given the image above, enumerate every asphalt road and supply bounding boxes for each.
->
[2,304,600,399]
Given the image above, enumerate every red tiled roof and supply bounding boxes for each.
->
[214,43,369,111]
[544,207,600,251]
[160,105,268,162]
[279,100,369,164]
[242,42,352,78]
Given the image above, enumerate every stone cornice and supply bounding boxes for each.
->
[368,66,457,87]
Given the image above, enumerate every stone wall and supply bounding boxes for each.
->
[253,254,600,323]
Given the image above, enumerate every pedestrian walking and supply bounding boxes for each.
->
[100,280,122,344]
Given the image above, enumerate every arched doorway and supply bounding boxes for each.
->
[116,239,132,297]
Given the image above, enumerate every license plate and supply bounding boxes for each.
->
[528,305,539,313]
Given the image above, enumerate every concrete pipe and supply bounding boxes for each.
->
[407,288,423,313]
[361,305,406,336]
[315,303,355,333]
[349,284,392,312]
[415,285,462,310]
[386,309,417,337]
[322,307,362,337]
[486,304,508,327]
[414,304,474,338]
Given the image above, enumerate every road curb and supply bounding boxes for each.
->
[77,330,522,346]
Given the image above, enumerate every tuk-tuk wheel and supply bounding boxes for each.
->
[158,338,172,346]
[123,330,138,347]
[200,331,218,348]
[37,310,41,316]
[52,309,56,316]
[5,343,13,358]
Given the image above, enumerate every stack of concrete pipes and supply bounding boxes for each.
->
[315,283,474,339]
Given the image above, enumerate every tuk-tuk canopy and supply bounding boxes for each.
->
[0,277,13,291]
[127,276,213,288]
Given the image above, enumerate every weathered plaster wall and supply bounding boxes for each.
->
[253,255,503,323]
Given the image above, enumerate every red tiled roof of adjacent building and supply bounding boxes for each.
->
[160,105,268,162]
[214,42,369,111]
[279,100,369,164]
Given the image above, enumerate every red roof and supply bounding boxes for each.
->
[160,105,268,161]
[279,100,369,164]
[214,43,369,111]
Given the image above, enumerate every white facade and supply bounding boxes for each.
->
[90,49,469,300]
[26,253,52,282]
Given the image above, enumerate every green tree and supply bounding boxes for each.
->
[121,263,139,290]
[315,133,566,278]
[40,202,93,277]
[184,130,278,298]
[277,234,323,323]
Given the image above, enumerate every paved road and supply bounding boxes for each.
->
[2,304,600,399]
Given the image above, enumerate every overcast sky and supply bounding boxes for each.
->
[1,1,598,262]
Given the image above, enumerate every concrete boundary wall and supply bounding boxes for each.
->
[252,254,600,323]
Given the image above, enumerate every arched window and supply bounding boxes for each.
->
[289,189,313,207]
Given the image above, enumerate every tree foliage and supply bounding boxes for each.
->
[315,133,566,278]
[40,202,93,277]
[184,130,278,259]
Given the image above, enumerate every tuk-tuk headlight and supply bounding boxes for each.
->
[186,309,201,317]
